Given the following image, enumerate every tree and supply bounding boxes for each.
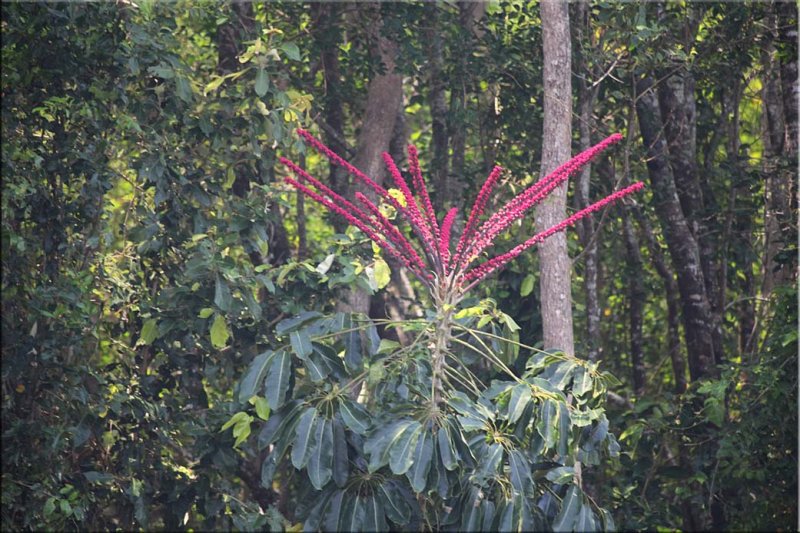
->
[535,0,574,355]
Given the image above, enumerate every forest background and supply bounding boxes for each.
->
[1,1,797,531]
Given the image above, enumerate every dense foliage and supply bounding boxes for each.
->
[2,2,796,531]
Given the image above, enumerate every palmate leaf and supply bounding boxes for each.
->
[508,383,533,423]
[290,329,313,360]
[437,423,459,470]
[331,418,349,487]
[307,418,333,489]
[265,349,292,410]
[508,448,533,493]
[338,398,370,435]
[389,421,422,475]
[366,420,415,473]
[378,480,411,526]
[552,485,582,532]
[291,407,318,469]
[407,429,434,493]
[239,350,274,404]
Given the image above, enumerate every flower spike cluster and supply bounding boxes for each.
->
[282,128,644,300]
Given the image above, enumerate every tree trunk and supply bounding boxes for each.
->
[427,6,449,204]
[622,209,646,395]
[635,76,718,381]
[536,0,574,355]
[339,3,404,315]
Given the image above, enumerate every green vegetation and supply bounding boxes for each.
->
[2,2,796,531]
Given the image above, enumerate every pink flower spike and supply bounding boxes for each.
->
[285,176,432,283]
[279,156,376,233]
[355,192,429,273]
[407,144,440,240]
[439,207,458,275]
[382,152,435,251]
[461,181,645,289]
[454,165,503,267]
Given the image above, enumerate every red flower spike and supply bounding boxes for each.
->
[439,207,458,276]
[282,128,643,298]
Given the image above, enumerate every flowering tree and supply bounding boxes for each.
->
[234,129,643,531]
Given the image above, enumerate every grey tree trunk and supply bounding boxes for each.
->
[339,3,404,315]
[636,76,718,381]
[622,209,646,395]
[535,0,574,355]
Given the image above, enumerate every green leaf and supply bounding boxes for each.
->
[290,330,312,360]
[539,401,557,450]
[291,407,318,469]
[265,350,291,409]
[214,275,232,311]
[498,497,515,531]
[389,421,422,475]
[280,42,301,61]
[137,318,159,346]
[345,494,366,533]
[239,351,273,404]
[545,466,575,484]
[198,307,214,319]
[253,397,271,421]
[308,418,333,489]
[338,398,370,435]
[520,273,535,297]
[209,314,230,349]
[479,442,504,478]
[463,488,483,531]
[508,449,533,493]
[376,338,400,354]
[437,424,459,471]
[366,420,414,473]
[599,507,616,531]
[362,494,387,532]
[331,419,349,487]
[276,311,323,335]
[255,67,269,97]
[379,481,411,525]
[508,383,532,423]
[575,500,596,531]
[44,497,56,516]
[552,485,581,532]
[221,411,250,432]
[572,367,593,397]
[344,329,362,370]
[323,490,345,532]
[175,76,192,103]
[407,430,434,493]
[373,258,391,289]
[305,350,329,382]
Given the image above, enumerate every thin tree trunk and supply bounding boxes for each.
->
[636,76,717,381]
[622,209,646,395]
[636,207,687,394]
[427,7,449,203]
[536,0,574,355]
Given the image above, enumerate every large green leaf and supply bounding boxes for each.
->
[209,313,230,349]
[539,400,558,450]
[290,329,312,360]
[479,442,504,479]
[379,481,411,526]
[338,398,370,435]
[462,487,483,532]
[323,490,345,532]
[344,494,366,532]
[437,424,459,471]
[307,418,333,489]
[239,350,274,404]
[508,449,533,493]
[331,419,349,487]
[552,485,581,532]
[265,349,291,409]
[304,350,329,382]
[344,329,363,371]
[276,311,323,336]
[291,407,318,469]
[407,429,434,493]
[508,383,533,423]
[545,466,575,484]
[366,420,414,473]
[362,494,387,532]
[389,421,422,475]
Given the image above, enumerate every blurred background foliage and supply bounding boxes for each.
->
[1,1,796,531]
